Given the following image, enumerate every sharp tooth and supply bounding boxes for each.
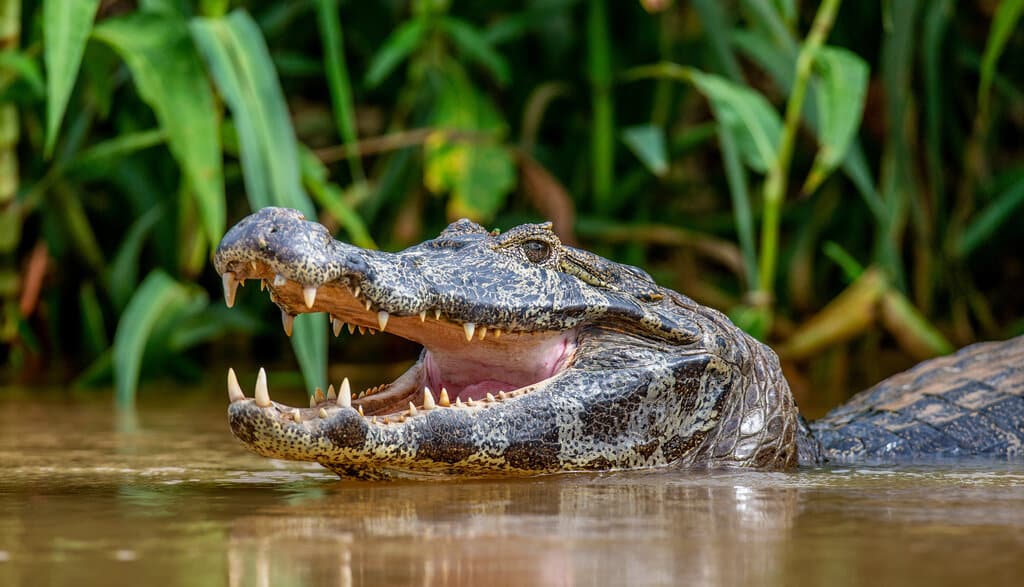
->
[358,405,364,417]
[281,311,294,337]
[338,378,352,408]
[227,368,245,402]
[357,326,366,335]
[314,387,326,403]
[327,384,337,400]
[260,279,267,291]
[466,398,476,407]
[486,392,495,402]
[408,402,418,417]
[478,326,487,340]
[365,299,372,311]
[319,408,328,419]
[455,397,464,408]
[222,273,240,308]
[347,323,356,335]
[309,394,317,408]
[353,285,361,298]
[254,368,271,407]
[371,416,377,424]
[250,261,257,272]
[292,409,302,423]
[419,310,427,322]
[300,286,316,308]
[498,391,507,400]
[463,322,476,341]
[434,309,442,320]
[422,388,436,410]
[332,317,343,337]
[273,274,287,287]
[439,388,450,407]
[493,329,502,338]
[377,311,389,331]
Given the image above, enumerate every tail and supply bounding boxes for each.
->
[810,336,1024,462]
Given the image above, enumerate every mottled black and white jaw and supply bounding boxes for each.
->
[218,263,580,428]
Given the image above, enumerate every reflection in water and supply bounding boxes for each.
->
[225,476,801,587]
[1,390,1024,586]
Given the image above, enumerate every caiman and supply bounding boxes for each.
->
[214,207,1024,479]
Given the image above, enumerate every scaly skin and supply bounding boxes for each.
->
[214,207,1024,478]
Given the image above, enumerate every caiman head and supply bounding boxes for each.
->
[214,207,800,479]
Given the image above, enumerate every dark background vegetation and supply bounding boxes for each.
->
[1,0,1022,413]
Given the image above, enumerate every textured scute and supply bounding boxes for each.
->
[812,336,1024,460]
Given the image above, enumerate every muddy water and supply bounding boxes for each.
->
[1,389,1023,587]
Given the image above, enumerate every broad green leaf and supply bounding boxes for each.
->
[621,124,668,177]
[113,270,196,405]
[42,0,100,157]
[689,70,782,173]
[423,74,516,222]
[192,10,323,391]
[440,17,511,85]
[191,10,314,217]
[93,12,225,246]
[978,0,1024,117]
[803,47,869,194]
[364,18,427,88]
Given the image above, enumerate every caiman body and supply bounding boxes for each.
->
[214,208,1024,479]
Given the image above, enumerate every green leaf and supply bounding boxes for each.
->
[300,147,377,249]
[959,175,1024,257]
[803,47,869,194]
[66,128,166,178]
[192,9,324,391]
[42,0,100,157]
[978,0,1024,118]
[79,282,108,356]
[440,16,511,85]
[191,10,314,217]
[315,0,366,182]
[113,271,196,405]
[621,124,668,177]
[107,205,165,311]
[364,17,427,88]
[689,70,782,173]
[0,49,46,97]
[423,75,516,222]
[92,12,225,246]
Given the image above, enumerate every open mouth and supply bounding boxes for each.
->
[219,262,579,425]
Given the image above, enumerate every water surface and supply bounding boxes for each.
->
[1,388,1023,586]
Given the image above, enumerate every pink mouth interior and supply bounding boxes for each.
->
[421,331,577,401]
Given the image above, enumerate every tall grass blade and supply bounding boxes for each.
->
[113,270,195,406]
[978,0,1024,120]
[959,175,1024,257]
[191,10,313,216]
[587,0,614,213]
[314,0,366,183]
[42,0,99,157]
[93,12,225,246]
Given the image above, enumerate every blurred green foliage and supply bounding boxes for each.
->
[1,0,1022,406]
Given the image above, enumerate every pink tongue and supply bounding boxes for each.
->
[455,381,517,401]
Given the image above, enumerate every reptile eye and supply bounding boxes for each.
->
[522,240,551,264]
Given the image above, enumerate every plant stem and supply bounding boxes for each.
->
[756,0,842,307]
